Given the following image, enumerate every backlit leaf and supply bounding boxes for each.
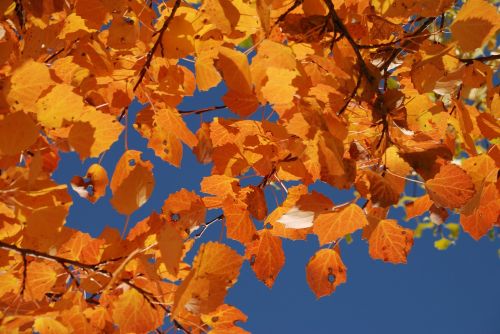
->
[306,248,347,298]
[425,164,475,209]
[368,219,414,264]
[245,230,285,288]
[110,150,155,216]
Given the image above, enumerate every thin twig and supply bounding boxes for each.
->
[119,0,182,122]
[178,105,227,115]
[195,214,225,239]
[459,54,500,64]
[323,0,375,84]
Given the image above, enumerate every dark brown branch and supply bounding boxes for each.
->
[272,0,304,31]
[0,240,120,276]
[118,0,182,122]
[323,0,375,84]
[61,263,80,287]
[14,0,25,29]
[459,54,500,64]
[44,48,65,63]
[178,105,227,115]
[133,0,181,92]
[379,17,435,73]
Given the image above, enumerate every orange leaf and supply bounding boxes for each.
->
[201,304,248,330]
[162,189,207,233]
[70,164,109,203]
[158,223,184,277]
[425,164,475,209]
[111,287,165,333]
[306,248,347,298]
[25,261,57,301]
[245,186,267,221]
[68,108,123,159]
[355,170,400,207]
[173,242,243,319]
[7,60,55,113]
[223,197,257,244]
[0,112,39,156]
[368,219,414,264]
[33,317,69,334]
[461,183,500,240]
[110,150,155,216]
[450,0,500,52]
[313,204,369,245]
[245,230,285,288]
[405,194,433,220]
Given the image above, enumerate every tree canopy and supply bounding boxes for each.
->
[0,0,499,333]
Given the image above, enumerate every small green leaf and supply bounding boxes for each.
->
[488,228,496,241]
[387,77,399,90]
[238,36,253,50]
[345,234,353,245]
[434,238,452,251]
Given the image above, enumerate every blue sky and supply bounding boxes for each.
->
[53,81,500,334]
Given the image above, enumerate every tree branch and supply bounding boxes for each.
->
[337,71,362,116]
[322,0,375,84]
[459,54,500,64]
[195,214,225,239]
[0,240,120,276]
[379,17,435,73]
[119,0,182,121]
[178,105,227,115]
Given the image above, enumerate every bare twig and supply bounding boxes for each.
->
[459,54,500,64]
[119,0,182,122]
[195,214,225,239]
[379,17,435,73]
[178,105,227,115]
[337,71,362,116]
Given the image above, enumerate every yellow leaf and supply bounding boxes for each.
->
[36,84,85,128]
[7,60,55,113]
[33,317,69,334]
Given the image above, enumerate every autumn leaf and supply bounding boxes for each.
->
[425,164,475,209]
[368,219,414,264]
[111,287,165,333]
[158,223,184,277]
[0,112,39,156]
[460,183,500,240]
[71,163,108,203]
[306,248,347,298]
[245,230,285,288]
[110,150,155,216]
[1,0,498,330]
[450,0,500,52]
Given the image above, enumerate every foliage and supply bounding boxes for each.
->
[0,0,499,332]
